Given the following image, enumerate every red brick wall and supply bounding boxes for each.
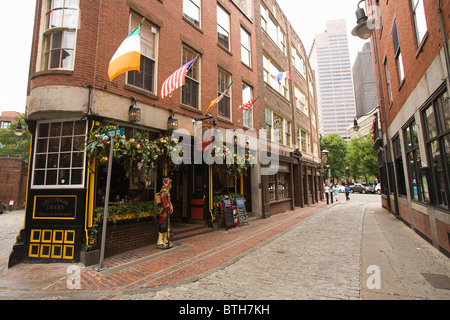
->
[435,218,450,255]
[372,0,450,127]
[412,208,432,240]
[0,157,28,210]
[98,219,159,258]
[28,0,259,131]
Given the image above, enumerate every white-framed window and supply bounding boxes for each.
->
[32,119,87,188]
[384,58,393,104]
[127,13,158,93]
[182,46,200,109]
[218,68,232,120]
[242,83,253,128]
[265,108,290,146]
[263,54,289,98]
[217,5,230,50]
[241,27,251,67]
[260,3,286,54]
[41,0,79,70]
[411,0,427,45]
[294,86,308,115]
[299,128,311,154]
[183,0,201,27]
[292,47,306,78]
[392,20,405,83]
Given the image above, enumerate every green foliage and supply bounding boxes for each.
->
[0,115,31,159]
[347,133,378,182]
[321,134,348,181]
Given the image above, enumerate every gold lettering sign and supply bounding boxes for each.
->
[33,196,77,220]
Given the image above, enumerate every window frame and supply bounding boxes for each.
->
[126,13,159,94]
[240,27,251,67]
[181,46,201,110]
[31,119,87,189]
[217,5,230,50]
[217,67,232,121]
[411,0,428,46]
[183,0,201,27]
[41,0,79,71]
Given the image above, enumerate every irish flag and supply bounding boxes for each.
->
[108,22,142,81]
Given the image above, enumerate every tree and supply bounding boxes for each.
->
[0,115,31,159]
[347,133,378,182]
[321,134,348,182]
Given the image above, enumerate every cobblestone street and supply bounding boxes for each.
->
[1,195,449,301]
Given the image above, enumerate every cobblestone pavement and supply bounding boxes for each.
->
[0,210,24,273]
[1,195,449,301]
[115,196,365,300]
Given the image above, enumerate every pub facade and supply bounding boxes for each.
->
[9,0,321,266]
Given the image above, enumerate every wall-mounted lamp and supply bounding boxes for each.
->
[351,0,372,40]
[167,108,178,131]
[129,96,141,122]
[14,121,24,137]
[353,117,360,132]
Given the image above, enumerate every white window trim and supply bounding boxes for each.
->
[31,118,87,190]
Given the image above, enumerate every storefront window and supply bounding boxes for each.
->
[404,121,422,201]
[392,135,407,196]
[33,120,87,188]
[423,90,450,210]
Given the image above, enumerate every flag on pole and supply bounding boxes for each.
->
[161,57,198,99]
[273,71,292,82]
[108,21,143,81]
[238,95,260,111]
[206,79,234,113]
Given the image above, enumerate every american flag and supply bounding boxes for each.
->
[238,99,254,111]
[238,95,260,111]
[160,57,197,99]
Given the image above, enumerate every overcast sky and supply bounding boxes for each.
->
[0,0,368,114]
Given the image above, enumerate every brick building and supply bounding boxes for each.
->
[10,0,320,265]
[0,157,28,211]
[354,0,450,256]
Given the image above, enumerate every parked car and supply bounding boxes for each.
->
[0,200,6,214]
[349,183,375,194]
[375,183,381,194]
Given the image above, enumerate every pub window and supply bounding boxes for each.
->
[403,121,422,201]
[423,89,450,210]
[392,135,407,196]
[265,108,272,141]
[181,46,200,109]
[217,68,232,120]
[294,86,308,115]
[267,167,290,202]
[217,5,230,50]
[41,0,79,71]
[183,0,201,27]
[127,14,158,93]
[284,120,291,147]
[273,113,283,145]
[32,120,87,188]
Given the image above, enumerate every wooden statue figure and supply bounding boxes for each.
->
[156,177,173,249]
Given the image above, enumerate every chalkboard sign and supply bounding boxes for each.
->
[236,198,249,226]
[222,197,235,230]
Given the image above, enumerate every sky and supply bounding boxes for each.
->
[0,0,368,115]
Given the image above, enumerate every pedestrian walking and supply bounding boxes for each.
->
[324,184,330,204]
[333,185,339,202]
[345,185,350,201]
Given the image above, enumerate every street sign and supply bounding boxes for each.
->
[106,128,125,137]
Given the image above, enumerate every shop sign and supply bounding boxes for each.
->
[33,196,77,219]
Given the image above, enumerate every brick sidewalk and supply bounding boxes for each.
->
[0,202,328,297]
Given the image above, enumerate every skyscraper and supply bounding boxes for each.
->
[309,19,356,141]
[352,42,377,117]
